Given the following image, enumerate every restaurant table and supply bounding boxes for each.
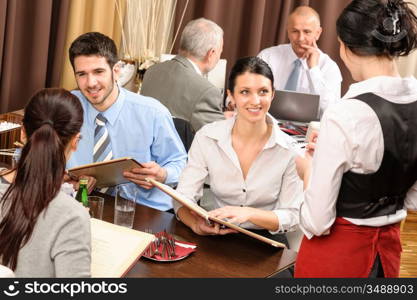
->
[100,193,298,278]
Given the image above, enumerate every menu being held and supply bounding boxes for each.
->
[145,178,286,248]
[90,218,154,277]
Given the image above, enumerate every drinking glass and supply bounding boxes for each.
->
[88,196,104,220]
[114,184,136,228]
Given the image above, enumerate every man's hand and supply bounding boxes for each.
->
[123,161,167,190]
[300,39,320,69]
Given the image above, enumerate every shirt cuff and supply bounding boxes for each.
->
[163,165,178,185]
[299,224,314,239]
[269,210,294,235]
[173,200,182,215]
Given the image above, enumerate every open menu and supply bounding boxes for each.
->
[68,157,143,188]
[90,218,155,277]
[145,178,286,248]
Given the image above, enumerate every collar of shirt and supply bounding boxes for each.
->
[186,58,203,76]
[343,76,417,103]
[202,114,293,151]
[86,84,125,127]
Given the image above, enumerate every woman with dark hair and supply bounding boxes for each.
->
[174,56,302,244]
[295,0,417,277]
[0,88,91,277]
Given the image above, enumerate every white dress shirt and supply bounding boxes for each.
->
[300,76,417,239]
[186,58,203,76]
[175,115,303,233]
[258,44,342,115]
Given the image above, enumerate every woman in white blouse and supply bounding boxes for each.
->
[175,56,303,243]
[295,0,417,277]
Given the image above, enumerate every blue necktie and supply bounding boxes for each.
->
[284,59,301,91]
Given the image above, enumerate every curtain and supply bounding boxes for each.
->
[59,0,124,90]
[0,0,70,114]
[173,0,352,95]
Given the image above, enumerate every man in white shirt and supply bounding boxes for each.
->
[258,6,342,115]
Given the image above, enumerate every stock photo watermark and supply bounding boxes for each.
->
[2,281,127,297]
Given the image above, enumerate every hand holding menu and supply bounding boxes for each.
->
[90,218,155,277]
[145,178,286,248]
[68,157,143,188]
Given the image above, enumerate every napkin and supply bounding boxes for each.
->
[144,231,196,261]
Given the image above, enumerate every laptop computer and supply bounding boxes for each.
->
[269,90,320,123]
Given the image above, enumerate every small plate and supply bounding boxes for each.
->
[142,251,192,262]
[142,236,196,262]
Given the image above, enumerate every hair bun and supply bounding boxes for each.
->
[337,0,417,58]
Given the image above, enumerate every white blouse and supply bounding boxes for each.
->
[175,116,303,233]
[300,76,417,239]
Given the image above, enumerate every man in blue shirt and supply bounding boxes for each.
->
[67,32,187,211]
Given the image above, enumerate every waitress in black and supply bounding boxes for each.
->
[295,0,417,277]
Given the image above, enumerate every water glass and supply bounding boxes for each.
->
[114,184,136,228]
[88,196,104,220]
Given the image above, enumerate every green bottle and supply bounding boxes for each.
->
[75,178,89,207]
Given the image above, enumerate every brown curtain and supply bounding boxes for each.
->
[173,0,353,95]
[59,0,124,90]
[0,0,70,114]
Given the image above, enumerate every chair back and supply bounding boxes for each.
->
[173,117,194,152]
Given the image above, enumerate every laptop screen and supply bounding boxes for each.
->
[269,90,320,123]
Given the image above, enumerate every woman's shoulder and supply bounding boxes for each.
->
[324,98,379,127]
[46,191,90,224]
[197,118,233,139]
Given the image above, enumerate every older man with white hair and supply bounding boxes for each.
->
[258,6,342,115]
[141,18,225,132]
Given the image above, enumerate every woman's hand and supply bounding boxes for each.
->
[295,130,318,187]
[306,130,319,153]
[208,206,255,226]
[64,173,97,194]
[189,210,237,236]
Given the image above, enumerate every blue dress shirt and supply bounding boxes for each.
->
[67,87,187,211]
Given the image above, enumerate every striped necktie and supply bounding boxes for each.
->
[93,114,113,193]
[93,114,112,163]
[284,59,302,91]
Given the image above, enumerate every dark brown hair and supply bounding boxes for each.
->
[0,88,83,270]
[69,32,119,69]
[228,56,274,93]
[337,0,417,57]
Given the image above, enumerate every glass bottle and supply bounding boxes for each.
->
[75,178,89,207]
